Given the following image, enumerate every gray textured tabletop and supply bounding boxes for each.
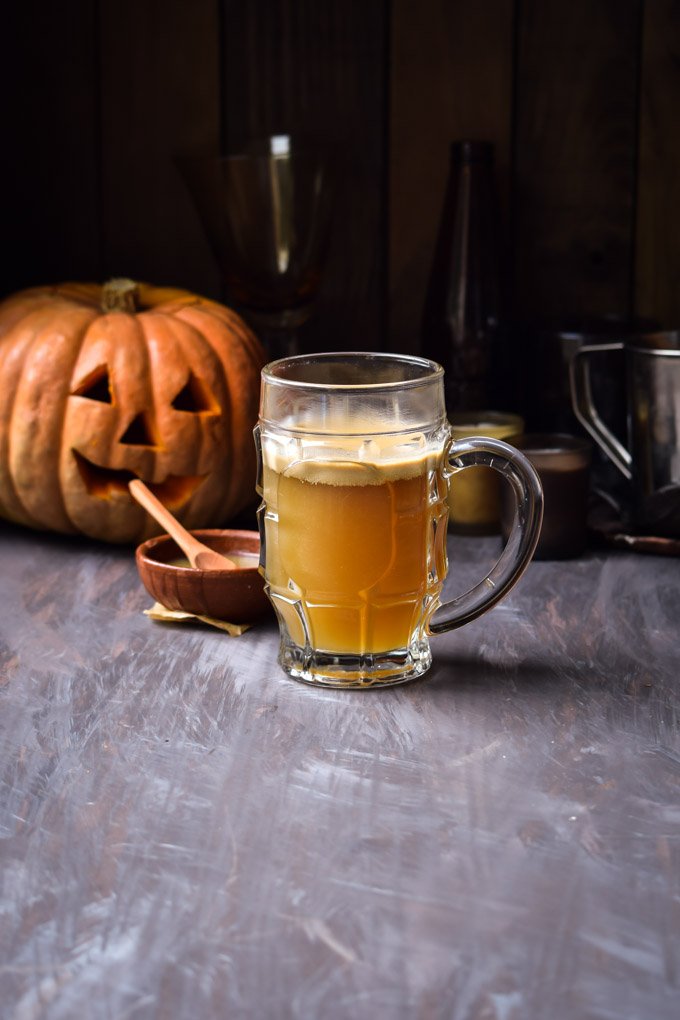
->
[0,520,678,1020]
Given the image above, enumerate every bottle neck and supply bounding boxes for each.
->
[451,140,494,167]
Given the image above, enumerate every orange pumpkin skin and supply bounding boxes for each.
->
[0,280,266,543]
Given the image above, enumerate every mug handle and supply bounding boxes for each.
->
[569,342,632,480]
[428,436,543,635]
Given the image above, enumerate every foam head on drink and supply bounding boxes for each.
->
[260,420,449,656]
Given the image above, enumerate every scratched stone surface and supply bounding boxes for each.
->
[0,519,678,1020]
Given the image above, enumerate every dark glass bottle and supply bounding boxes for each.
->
[421,140,503,412]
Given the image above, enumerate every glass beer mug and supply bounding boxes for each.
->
[254,353,543,688]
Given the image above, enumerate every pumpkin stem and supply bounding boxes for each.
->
[101,278,139,313]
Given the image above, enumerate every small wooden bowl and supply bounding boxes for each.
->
[135,529,271,624]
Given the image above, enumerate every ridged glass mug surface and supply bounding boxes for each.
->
[258,422,449,686]
[255,352,543,689]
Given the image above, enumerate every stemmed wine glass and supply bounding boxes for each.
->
[179,135,333,358]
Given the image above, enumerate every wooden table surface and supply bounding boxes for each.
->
[1,520,678,1020]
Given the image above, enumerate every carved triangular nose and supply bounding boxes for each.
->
[119,412,156,447]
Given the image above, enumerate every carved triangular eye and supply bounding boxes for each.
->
[71,365,112,403]
[119,412,157,447]
[171,372,219,414]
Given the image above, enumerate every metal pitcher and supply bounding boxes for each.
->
[570,331,680,537]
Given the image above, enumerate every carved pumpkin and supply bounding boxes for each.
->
[0,279,266,543]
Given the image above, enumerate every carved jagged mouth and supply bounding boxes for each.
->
[72,450,206,507]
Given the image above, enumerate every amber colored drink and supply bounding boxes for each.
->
[262,450,448,656]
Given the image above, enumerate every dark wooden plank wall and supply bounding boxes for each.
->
[2,1,100,289]
[2,1,680,360]
[388,0,515,355]
[99,0,222,298]
[636,0,680,326]
[513,0,641,323]
[221,0,388,350]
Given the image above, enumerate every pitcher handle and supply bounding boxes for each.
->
[428,437,543,635]
[569,342,632,480]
